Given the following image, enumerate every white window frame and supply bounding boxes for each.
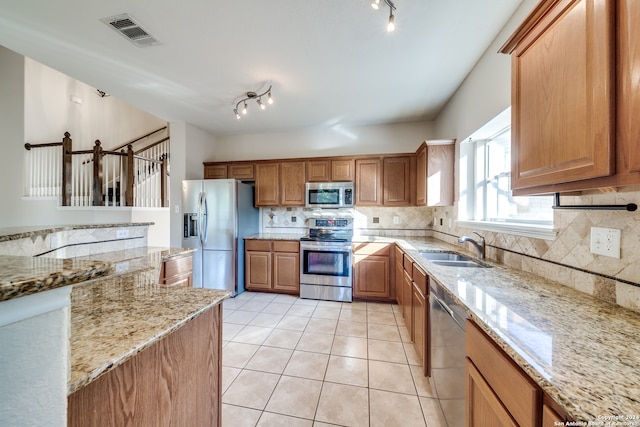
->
[457,108,557,240]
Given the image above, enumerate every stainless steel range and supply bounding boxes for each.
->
[299,217,353,302]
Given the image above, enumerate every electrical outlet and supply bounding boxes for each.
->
[116,229,129,239]
[590,227,621,258]
[393,216,400,225]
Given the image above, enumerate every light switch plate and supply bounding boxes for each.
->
[590,227,621,258]
[393,216,400,225]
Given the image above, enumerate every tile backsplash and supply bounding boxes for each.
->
[432,189,640,311]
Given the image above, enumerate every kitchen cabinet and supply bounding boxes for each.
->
[355,158,382,206]
[501,0,621,194]
[415,141,455,206]
[255,163,280,206]
[280,161,306,206]
[331,159,355,182]
[383,156,413,206]
[352,242,392,300]
[159,253,193,287]
[306,159,355,182]
[203,162,255,180]
[542,405,564,426]
[402,255,413,324]
[394,246,405,313]
[466,319,541,427]
[204,164,227,179]
[245,240,299,294]
[68,304,222,427]
[411,264,427,374]
[306,160,331,182]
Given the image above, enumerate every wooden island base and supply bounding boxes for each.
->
[68,304,222,427]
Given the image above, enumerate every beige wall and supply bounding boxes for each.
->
[212,121,435,161]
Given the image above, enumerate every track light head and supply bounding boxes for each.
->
[234,109,241,119]
[371,0,380,10]
[387,11,395,32]
[242,102,248,115]
[268,91,274,105]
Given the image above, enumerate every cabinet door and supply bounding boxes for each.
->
[331,159,355,182]
[306,160,331,182]
[245,251,272,290]
[619,0,640,174]
[402,270,413,332]
[383,156,412,206]
[228,163,254,180]
[273,252,300,293]
[510,0,615,191]
[353,255,390,299]
[412,284,426,368]
[204,164,227,179]
[427,143,455,206]
[542,405,564,427]
[415,144,427,206]
[355,158,382,206]
[255,163,279,206]
[280,162,306,206]
[466,359,518,427]
[395,258,404,308]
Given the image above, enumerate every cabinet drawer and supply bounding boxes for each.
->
[164,274,191,287]
[353,242,390,256]
[403,255,413,273]
[164,254,193,278]
[246,240,271,251]
[466,320,541,427]
[412,264,427,296]
[273,240,299,252]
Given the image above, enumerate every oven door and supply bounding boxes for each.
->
[300,241,352,287]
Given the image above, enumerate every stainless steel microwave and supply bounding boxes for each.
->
[305,182,354,208]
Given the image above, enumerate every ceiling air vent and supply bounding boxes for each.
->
[100,13,160,47]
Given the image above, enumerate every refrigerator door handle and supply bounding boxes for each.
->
[201,192,209,245]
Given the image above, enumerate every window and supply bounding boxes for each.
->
[458,108,556,239]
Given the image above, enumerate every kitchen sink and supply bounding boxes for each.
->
[419,251,489,268]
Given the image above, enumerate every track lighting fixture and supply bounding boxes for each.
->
[371,0,396,32]
[233,85,273,119]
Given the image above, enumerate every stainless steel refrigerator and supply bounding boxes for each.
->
[181,179,259,296]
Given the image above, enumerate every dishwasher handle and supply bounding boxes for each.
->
[432,293,466,330]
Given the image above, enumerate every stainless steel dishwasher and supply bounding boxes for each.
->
[429,279,467,427]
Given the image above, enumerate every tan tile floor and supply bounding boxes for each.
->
[222,291,450,427]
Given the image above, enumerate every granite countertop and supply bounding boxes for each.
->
[0,256,113,302]
[0,222,154,243]
[69,271,230,394]
[394,237,640,422]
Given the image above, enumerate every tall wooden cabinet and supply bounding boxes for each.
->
[500,0,640,195]
[255,163,279,206]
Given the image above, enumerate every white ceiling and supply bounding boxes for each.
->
[0,1,523,136]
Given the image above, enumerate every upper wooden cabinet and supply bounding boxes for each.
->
[255,163,280,206]
[383,156,413,206]
[415,141,455,206]
[203,162,254,180]
[306,160,331,182]
[307,159,355,182]
[355,158,383,206]
[280,161,306,206]
[331,159,355,182]
[501,0,621,194]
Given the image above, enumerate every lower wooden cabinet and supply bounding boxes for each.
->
[466,359,518,427]
[68,304,222,427]
[352,242,392,300]
[411,264,428,374]
[159,253,193,287]
[466,319,541,427]
[245,240,300,294]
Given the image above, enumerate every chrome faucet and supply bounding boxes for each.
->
[458,231,485,259]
